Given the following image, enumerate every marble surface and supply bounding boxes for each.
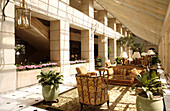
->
[160,69,170,111]
[1,69,169,111]
[34,85,137,111]
[0,75,77,111]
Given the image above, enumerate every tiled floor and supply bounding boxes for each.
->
[0,69,169,111]
[0,76,77,111]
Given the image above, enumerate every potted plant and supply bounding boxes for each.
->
[95,56,102,67]
[132,70,165,111]
[151,56,161,67]
[115,57,122,65]
[37,70,63,101]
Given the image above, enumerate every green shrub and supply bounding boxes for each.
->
[37,70,63,87]
[115,57,122,64]
[132,70,165,99]
[151,56,161,65]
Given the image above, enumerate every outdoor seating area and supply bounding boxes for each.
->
[1,0,170,111]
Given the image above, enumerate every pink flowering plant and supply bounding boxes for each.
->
[70,60,86,65]
[16,62,58,71]
[95,56,102,62]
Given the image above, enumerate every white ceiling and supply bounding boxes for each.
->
[94,0,170,45]
[70,0,170,45]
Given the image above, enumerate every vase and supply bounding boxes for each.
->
[96,62,102,67]
[42,84,59,101]
[136,95,163,111]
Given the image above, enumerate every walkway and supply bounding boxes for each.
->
[0,76,77,111]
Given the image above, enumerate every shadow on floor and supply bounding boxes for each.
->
[33,85,136,111]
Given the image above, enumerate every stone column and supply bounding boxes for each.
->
[114,39,117,59]
[116,23,122,35]
[98,10,108,66]
[122,27,127,36]
[108,18,117,63]
[98,36,108,66]
[117,42,122,57]
[0,1,16,93]
[81,0,94,18]
[168,35,170,73]
[127,30,131,37]
[164,34,168,74]
[109,39,114,63]
[116,23,123,55]
[124,29,128,37]
[108,18,117,31]
[122,27,126,36]
[130,32,133,36]
[50,20,70,84]
[97,10,108,26]
[81,30,95,71]
[162,35,165,69]
[80,0,95,71]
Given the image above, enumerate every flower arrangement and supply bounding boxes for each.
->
[16,62,58,71]
[95,56,102,62]
[70,60,87,65]
[17,60,87,71]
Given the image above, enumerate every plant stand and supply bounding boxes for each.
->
[42,99,59,106]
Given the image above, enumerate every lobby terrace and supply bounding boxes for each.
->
[0,0,170,111]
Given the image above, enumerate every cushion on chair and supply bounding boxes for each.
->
[106,62,111,67]
[76,66,87,74]
[117,69,127,75]
[76,66,97,77]
[130,68,140,76]
[107,68,114,76]
[87,72,97,75]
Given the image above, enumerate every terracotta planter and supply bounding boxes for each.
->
[136,95,163,111]
[42,85,59,101]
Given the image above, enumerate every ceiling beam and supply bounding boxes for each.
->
[114,14,159,45]
[137,0,169,11]
[110,12,161,38]
[104,0,164,23]
[97,0,163,31]
[116,0,168,16]
[151,0,170,5]
[117,0,165,19]
[96,0,161,45]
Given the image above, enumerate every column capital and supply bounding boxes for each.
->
[116,23,122,27]
[81,0,94,18]
[108,18,116,23]
[108,18,117,31]
[97,10,108,26]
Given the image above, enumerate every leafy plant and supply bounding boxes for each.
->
[37,70,63,87]
[95,56,102,62]
[132,70,165,100]
[151,56,161,65]
[115,57,122,64]
[108,46,112,55]
[117,36,135,51]
[131,42,144,52]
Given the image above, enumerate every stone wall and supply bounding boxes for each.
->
[0,1,16,93]
[17,63,89,88]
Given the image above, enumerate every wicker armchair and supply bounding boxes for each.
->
[106,67,135,86]
[76,74,109,110]
[105,62,115,68]
[76,66,97,76]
